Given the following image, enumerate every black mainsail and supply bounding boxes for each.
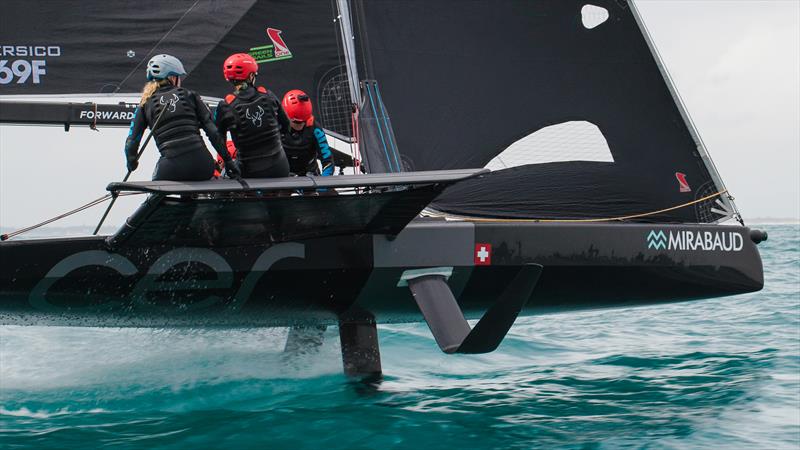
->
[350,0,739,223]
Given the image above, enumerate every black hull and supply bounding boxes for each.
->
[0,221,763,327]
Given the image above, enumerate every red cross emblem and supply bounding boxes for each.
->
[475,243,492,265]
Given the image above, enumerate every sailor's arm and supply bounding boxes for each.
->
[212,100,227,137]
[193,93,223,152]
[123,106,146,172]
[191,93,229,162]
[201,96,240,178]
[313,127,335,176]
[212,101,237,162]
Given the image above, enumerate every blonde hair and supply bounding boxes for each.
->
[139,79,170,106]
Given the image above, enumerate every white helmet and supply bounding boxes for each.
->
[146,54,187,80]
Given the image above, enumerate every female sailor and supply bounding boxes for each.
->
[124,54,238,181]
[280,89,334,177]
[214,53,291,178]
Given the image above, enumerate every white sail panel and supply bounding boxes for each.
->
[486,121,613,170]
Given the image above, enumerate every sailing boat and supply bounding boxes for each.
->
[0,0,766,378]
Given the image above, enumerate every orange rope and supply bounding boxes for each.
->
[460,190,728,223]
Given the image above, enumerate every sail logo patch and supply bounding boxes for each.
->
[246,106,265,127]
[675,172,691,192]
[647,229,743,252]
[249,28,293,64]
[159,93,179,113]
[267,28,291,58]
[0,45,61,86]
[475,243,492,265]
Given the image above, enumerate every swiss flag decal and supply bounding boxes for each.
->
[475,243,492,265]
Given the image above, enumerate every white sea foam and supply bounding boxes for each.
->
[0,406,108,418]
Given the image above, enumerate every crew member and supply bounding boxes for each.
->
[281,90,334,177]
[124,54,239,181]
[214,53,290,178]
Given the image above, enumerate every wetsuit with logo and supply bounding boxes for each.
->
[124,85,227,181]
[281,124,335,176]
[214,85,290,178]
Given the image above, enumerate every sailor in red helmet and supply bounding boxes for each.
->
[281,90,334,177]
[214,53,290,178]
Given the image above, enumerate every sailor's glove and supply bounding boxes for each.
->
[127,158,139,172]
[225,159,242,179]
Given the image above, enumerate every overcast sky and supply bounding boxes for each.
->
[635,0,799,221]
[0,0,798,231]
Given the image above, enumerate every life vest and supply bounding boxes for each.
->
[223,86,283,162]
[143,86,204,158]
[282,126,319,175]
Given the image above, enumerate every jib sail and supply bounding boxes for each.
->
[0,0,354,136]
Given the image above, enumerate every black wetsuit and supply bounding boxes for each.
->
[281,125,335,176]
[125,85,225,181]
[215,86,290,178]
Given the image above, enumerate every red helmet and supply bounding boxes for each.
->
[282,89,313,125]
[223,53,258,82]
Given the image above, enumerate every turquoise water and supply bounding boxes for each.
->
[1,224,798,449]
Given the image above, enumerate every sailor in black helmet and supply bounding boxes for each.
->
[124,54,240,181]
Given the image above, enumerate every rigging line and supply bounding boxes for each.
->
[352,105,361,173]
[372,83,402,172]
[365,82,395,172]
[331,0,347,83]
[458,190,728,224]
[113,0,201,93]
[0,193,144,241]
[89,102,98,131]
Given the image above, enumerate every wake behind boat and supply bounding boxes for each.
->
[0,0,767,378]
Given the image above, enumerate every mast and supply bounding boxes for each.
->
[628,0,742,224]
[336,0,403,173]
[333,0,364,172]
[335,0,361,107]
